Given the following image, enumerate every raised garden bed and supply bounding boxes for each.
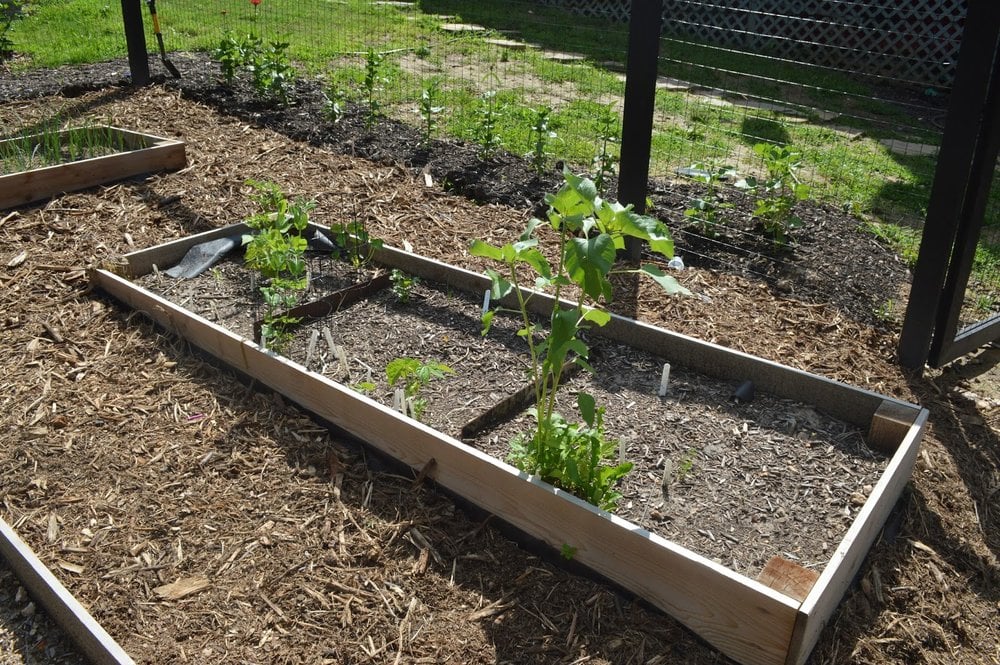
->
[0,126,186,210]
[86,222,928,665]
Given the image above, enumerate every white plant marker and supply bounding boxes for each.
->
[482,289,491,316]
[658,362,671,397]
[304,328,319,369]
[392,388,406,414]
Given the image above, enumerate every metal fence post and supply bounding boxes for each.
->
[897,0,1000,368]
[618,0,665,262]
[121,0,149,85]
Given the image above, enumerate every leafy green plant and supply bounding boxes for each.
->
[213,33,297,104]
[592,104,619,195]
[471,169,690,510]
[472,90,504,160]
[0,121,128,174]
[390,269,418,303]
[328,219,382,269]
[248,39,297,104]
[362,48,388,130]
[0,0,23,60]
[736,143,811,244]
[241,180,314,351]
[560,543,577,560]
[418,77,444,145]
[214,33,249,85]
[386,357,454,421]
[684,163,736,237]
[322,85,348,124]
[527,106,557,175]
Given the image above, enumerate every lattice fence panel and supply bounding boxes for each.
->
[542,0,966,86]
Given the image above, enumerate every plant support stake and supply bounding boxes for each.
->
[658,363,671,397]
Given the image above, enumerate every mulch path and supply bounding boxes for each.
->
[1,82,998,665]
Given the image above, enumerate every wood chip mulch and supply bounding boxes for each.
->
[2,86,999,665]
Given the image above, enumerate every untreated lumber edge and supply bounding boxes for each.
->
[0,127,186,210]
[0,517,135,665]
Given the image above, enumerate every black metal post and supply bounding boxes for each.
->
[617,0,665,262]
[897,0,1000,368]
[121,0,149,85]
[928,32,1000,365]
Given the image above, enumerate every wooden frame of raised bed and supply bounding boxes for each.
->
[80,222,927,665]
[0,126,186,210]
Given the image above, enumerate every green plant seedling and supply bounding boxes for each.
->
[362,48,388,130]
[736,143,811,245]
[471,168,690,510]
[241,180,313,351]
[560,543,577,560]
[592,104,619,195]
[527,106,557,175]
[683,162,736,237]
[418,77,444,145]
[390,269,418,303]
[329,219,383,269]
[473,90,504,160]
[323,85,348,124]
[386,357,454,421]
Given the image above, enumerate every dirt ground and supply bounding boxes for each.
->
[1,80,999,664]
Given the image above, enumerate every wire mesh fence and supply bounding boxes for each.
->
[10,0,996,334]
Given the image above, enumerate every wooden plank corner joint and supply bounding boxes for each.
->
[867,401,917,455]
[757,555,819,603]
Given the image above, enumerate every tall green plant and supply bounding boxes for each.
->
[736,143,811,244]
[471,169,690,509]
[527,106,556,175]
[473,90,504,160]
[362,48,388,130]
[592,104,619,195]
[418,77,444,145]
[242,180,314,351]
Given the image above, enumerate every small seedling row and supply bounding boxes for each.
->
[0,126,186,210]
[89,221,928,665]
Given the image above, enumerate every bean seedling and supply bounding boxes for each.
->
[471,168,690,510]
[362,48,388,130]
[390,269,418,303]
[473,90,504,160]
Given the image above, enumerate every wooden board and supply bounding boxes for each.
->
[0,126,186,210]
[0,517,134,665]
[786,407,928,665]
[86,225,930,665]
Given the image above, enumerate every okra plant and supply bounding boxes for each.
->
[471,169,690,510]
[214,33,297,104]
[736,142,811,244]
[241,180,314,351]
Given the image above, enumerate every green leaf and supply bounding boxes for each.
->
[469,239,503,261]
[386,357,419,387]
[577,392,596,428]
[580,307,611,327]
[484,268,514,300]
[564,234,616,302]
[639,264,692,296]
[620,212,675,258]
[516,246,551,279]
[480,309,495,336]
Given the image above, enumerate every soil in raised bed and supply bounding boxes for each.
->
[281,276,540,438]
[137,249,378,340]
[473,338,888,576]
